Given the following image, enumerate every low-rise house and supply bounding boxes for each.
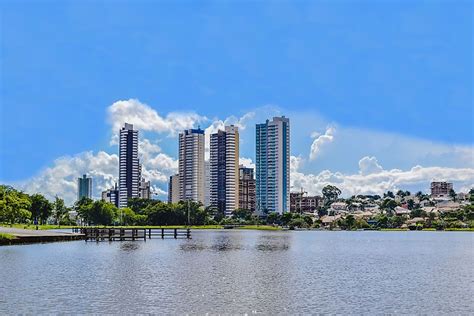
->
[407,217,425,225]
[353,211,373,219]
[320,215,341,226]
[394,206,410,216]
[330,202,347,213]
[436,201,462,212]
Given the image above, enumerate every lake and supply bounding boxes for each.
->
[0,230,473,314]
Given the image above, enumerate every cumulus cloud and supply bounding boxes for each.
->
[309,126,335,160]
[108,99,207,143]
[16,151,118,205]
[292,155,474,197]
[239,157,255,170]
[358,156,384,175]
[204,112,255,160]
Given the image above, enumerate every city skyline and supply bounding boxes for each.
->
[1,2,472,205]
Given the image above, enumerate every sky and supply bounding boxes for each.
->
[0,0,473,205]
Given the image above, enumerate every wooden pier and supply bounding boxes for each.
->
[73,227,191,241]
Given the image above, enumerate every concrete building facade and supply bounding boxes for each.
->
[239,165,256,212]
[210,125,239,216]
[119,123,140,208]
[179,128,205,203]
[256,116,290,214]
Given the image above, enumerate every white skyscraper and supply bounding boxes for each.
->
[256,116,290,214]
[210,125,239,216]
[119,123,140,208]
[179,128,205,203]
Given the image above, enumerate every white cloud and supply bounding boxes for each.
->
[107,99,207,144]
[239,157,255,170]
[309,126,335,160]
[358,156,383,175]
[17,151,118,205]
[292,155,474,196]
[204,112,255,160]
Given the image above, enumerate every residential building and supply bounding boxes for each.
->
[431,181,453,198]
[119,123,140,208]
[102,183,119,208]
[77,174,92,200]
[139,179,151,200]
[256,116,290,214]
[210,125,239,216]
[239,165,256,212]
[179,128,205,203]
[290,192,320,213]
[204,160,210,207]
[168,174,180,204]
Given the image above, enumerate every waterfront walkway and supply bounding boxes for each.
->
[0,226,84,245]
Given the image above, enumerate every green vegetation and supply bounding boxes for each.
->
[237,225,281,231]
[1,183,473,232]
[0,232,16,240]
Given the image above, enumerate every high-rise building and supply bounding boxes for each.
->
[119,123,140,208]
[239,165,256,212]
[139,179,151,200]
[102,183,119,208]
[77,174,92,200]
[204,160,210,207]
[168,174,180,204]
[179,128,205,203]
[210,125,239,216]
[256,116,290,214]
[431,181,453,198]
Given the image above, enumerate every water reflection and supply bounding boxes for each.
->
[210,234,243,251]
[255,233,290,251]
[1,231,472,314]
[120,242,141,251]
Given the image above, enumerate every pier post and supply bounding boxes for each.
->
[174,228,177,239]
[161,228,164,239]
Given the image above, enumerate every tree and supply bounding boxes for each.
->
[381,199,397,213]
[322,185,341,205]
[266,212,280,225]
[449,189,457,201]
[343,215,356,230]
[53,196,67,225]
[89,200,117,225]
[410,208,427,219]
[75,197,94,225]
[232,208,253,221]
[288,217,308,229]
[0,185,31,225]
[384,191,395,199]
[407,199,415,210]
[30,194,53,225]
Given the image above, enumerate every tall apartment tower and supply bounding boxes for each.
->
[179,128,205,203]
[239,165,256,212]
[168,174,180,204]
[119,123,140,208]
[256,116,290,214]
[77,174,92,200]
[210,125,239,216]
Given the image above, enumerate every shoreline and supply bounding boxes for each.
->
[2,224,473,233]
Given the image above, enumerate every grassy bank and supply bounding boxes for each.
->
[236,225,282,231]
[0,224,77,230]
[380,228,474,232]
[0,233,16,241]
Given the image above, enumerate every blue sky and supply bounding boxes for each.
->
[0,1,473,203]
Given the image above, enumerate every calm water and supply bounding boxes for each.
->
[0,230,473,314]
